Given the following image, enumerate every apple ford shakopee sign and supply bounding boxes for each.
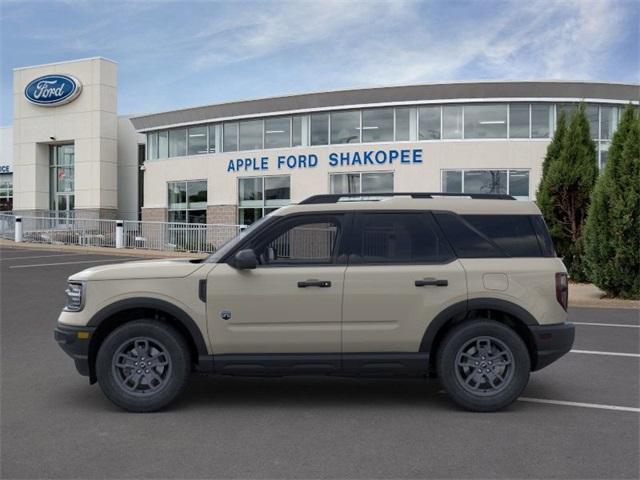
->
[24,74,82,106]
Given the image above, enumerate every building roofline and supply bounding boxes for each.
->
[13,56,118,71]
[130,80,640,131]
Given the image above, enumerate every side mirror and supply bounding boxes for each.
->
[231,249,258,270]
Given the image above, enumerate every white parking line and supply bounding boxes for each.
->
[570,349,640,358]
[9,259,138,269]
[518,397,640,413]
[0,253,88,261]
[573,322,640,328]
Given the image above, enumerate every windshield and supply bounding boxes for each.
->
[205,214,273,263]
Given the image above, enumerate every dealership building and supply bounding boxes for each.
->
[4,57,638,224]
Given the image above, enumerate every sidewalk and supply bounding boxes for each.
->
[569,282,640,310]
[0,238,208,259]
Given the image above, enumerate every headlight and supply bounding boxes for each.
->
[64,282,85,312]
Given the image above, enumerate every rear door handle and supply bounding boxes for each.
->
[298,279,332,288]
[415,278,448,287]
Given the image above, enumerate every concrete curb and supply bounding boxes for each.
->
[0,239,208,259]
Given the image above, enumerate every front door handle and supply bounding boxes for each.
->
[298,279,332,288]
[415,278,448,287]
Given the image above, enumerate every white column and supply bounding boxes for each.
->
[14,216,23,242]
[115,220,124,248]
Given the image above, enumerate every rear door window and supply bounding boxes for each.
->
[434,212,504,258]
[352,212,454,264]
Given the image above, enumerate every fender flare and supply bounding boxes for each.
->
[419,298,539,353]
[87,297,208,357]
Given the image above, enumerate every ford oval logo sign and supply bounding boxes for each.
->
[24,74,82,106]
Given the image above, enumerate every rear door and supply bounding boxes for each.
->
[341,211,467,353]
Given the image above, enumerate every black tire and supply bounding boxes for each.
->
[96,320,191,412]
[436,320,530,412]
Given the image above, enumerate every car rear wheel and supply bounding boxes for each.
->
[436,320,530,412]
[96,320,190,412]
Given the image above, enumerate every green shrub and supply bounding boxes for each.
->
[584,106,640,299]
[537,105,598,281]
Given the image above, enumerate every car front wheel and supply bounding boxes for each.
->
[436,320,530,412]
[96,320,190,412]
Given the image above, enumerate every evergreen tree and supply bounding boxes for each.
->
[537,104,598,281]
[584,106,640,298]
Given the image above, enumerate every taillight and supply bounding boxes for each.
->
[555,272,568,310]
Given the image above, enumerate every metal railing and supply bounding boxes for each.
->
[20,216,118,247]
[0,213,15,240]
[122,220,245,253]
[0,213,246,254]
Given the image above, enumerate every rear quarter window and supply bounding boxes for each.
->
[461,214,542,257]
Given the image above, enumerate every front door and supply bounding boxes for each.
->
[341,212,467,354]
[207,213,348,357]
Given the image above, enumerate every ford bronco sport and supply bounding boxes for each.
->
[55,193,574,412]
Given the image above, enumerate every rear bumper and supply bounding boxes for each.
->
[54,325,95,377]
[529,322,575,371]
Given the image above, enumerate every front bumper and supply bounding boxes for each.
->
[54,324,95,377]
[529,322,575,371]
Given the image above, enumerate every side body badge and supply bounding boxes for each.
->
[220,310,232,321]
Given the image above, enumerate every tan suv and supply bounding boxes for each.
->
[55,193,574,412]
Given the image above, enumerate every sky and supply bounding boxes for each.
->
[1,0,638,126]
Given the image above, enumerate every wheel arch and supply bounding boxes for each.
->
[421,298,539,374]
[86,298,208,383]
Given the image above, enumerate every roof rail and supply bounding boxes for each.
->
[299,192,515,204]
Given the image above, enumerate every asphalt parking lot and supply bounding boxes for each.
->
[1,245,638,479]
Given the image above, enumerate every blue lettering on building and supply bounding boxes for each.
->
[228,149,422,172]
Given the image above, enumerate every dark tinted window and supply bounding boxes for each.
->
[434,213,504,258]
[354,213,454,264]
[531,215,556,257]
[462,215,541,257]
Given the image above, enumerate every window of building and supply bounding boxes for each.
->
[168,180,207,223]
[600,106,619,140]
[49,144,75,218]
[362,108,394,143]
[238,176,290,225]
[464,104,507,139]
[239,120,263,150]
[265,117,291,149]
[168,128,187,157]
[256,216,342,265]
[208,124,217,153]
[292,116,303,147]
[586,104,599,139]
[310,113,329,145]
[531,104,552,138]
[509,104,529,138]
[329,171,393,194]
[0,173,13,211]
[354,213,454,264]
[223,122,239,152]
[187,126,208,155]
[147,132,158,160]
[418,106,441,140]
[599,142,610,171]
[330,110,360,144]
[442,105,463,139]
[441,169,530,199]
[158,131,169,159]
[395,107,411,141]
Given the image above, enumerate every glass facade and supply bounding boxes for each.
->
[442,169,530,199]
[238,176,290,225]
[0,173,12,211]
[167,180,207,223]
[144,102,624,160]
[49,144,75,218]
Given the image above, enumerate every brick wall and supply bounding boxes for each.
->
[207,205,237,225]
[141,208,167,223]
